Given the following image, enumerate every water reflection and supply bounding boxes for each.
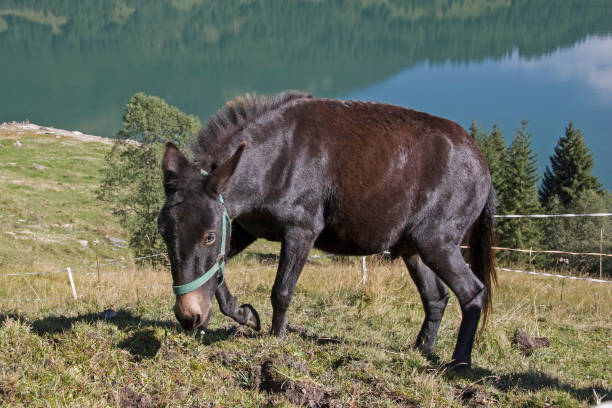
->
[506,36,612,102]
[346,35,612,186]
[0,0,611,184]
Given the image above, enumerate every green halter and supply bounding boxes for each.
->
[172,169,230,295]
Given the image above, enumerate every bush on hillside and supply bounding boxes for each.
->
[97,93,201,261]
[541,189,612,276]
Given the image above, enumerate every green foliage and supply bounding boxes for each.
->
[539,122,602,208]
[473,119,610,274]
[502,121,541,253]
[472,121,514,260]
[542,189,612,276]
[114,93,201,145]
[472,122,508,212]
[98,93,201,260]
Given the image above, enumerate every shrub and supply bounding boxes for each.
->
[98,93,201,261]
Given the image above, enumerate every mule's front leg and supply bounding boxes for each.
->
[215,221,260,329]
[216,282,261,330]
[270,227,315,337]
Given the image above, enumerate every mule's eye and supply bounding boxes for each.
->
[203,232,216,246]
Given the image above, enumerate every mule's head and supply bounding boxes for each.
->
[158,141,246,330]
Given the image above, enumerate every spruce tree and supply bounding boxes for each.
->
[471,121,508,212]
[469,119,485,141]
[539,122,602,208]
[482,125,511,254]
[484,124,508,211]
[503,120,541,254]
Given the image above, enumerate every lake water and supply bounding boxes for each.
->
[1,1,611,187]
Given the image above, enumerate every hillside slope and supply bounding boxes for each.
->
[0,123,129,272]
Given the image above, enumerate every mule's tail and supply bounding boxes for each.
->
[469,187,498,329]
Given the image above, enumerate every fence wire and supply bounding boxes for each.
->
[1,213,610,304]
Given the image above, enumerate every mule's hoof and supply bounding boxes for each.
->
[240,303,261,331]
[442,359,471,372]
[269,325,287,338]
[413,342,434,356]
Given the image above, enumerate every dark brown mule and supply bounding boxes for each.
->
[157,91,497,368]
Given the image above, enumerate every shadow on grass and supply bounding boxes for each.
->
[1,309,251,359]
[27,309,174,335]
[287,323,609,403]
[117,329,162,360]
[450,366,611,404]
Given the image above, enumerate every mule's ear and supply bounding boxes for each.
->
[162,142,190,193]
[207,142,247,195]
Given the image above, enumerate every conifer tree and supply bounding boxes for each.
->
[483,124,508,210]
[469,120,485,141]
[470,121,508,211]
[503,120,541,253]
[539,122,602,208]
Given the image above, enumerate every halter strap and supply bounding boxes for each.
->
[172,169,230,295]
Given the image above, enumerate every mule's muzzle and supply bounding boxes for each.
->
[174,291,212,331]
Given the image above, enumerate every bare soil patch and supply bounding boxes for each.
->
[119,387,152,408]
[251,359,335,408]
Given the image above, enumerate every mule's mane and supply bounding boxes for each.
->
[192,90,311,167]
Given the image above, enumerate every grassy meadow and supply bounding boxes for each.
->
[0,130,610,407]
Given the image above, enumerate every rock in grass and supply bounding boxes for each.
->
[32,163,46,171]
[105,235,128,248]
[512,329,550,356]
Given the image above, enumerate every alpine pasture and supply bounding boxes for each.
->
[0,128,610,407]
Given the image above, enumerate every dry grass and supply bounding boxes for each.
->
[1,256,610,407]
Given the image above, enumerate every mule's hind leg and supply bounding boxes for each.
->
[402,253,449,355]
[418,244,485,368]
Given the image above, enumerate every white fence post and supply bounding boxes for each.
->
[600,228,604,279]
[361,256,367,284]
[67,267,78,300]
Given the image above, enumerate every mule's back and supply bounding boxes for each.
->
[286,99,491,255]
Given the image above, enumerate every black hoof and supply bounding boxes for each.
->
[269,326,287,338]
[240,303,261,331]
[442,359,471,372]
[413,342,434,356]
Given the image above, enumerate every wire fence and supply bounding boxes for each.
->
[494,212,612,218]
[1,214,610,305]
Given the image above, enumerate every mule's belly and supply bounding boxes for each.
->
[236,212,284,242]
[313,238,379,256]
[313,224,408,256]
[237,211,405,256]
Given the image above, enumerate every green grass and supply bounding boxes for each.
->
[0,129,129,273]
[1,130,610,407]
